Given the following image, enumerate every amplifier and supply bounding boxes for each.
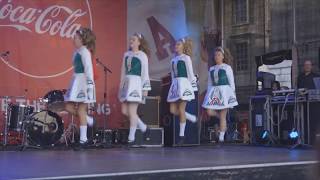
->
[138,96,160,127]
[114,128,164,147]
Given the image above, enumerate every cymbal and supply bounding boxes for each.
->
[47,102,66,113]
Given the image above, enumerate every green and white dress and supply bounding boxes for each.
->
[202,63,238,110]
[167,54,198,102]
[65,46,96,103]
[119,50,151,103]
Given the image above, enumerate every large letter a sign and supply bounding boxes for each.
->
[147,16,175,61]
[127,0,188,79]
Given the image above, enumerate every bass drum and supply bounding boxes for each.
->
[28,111,64,146]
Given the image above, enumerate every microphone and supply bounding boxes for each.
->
[0,51,10,57]
[96,58,112,73]
[96,58,103,65]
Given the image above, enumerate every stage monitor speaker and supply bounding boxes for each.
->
[160,75,200,147]
[137,96,160,127]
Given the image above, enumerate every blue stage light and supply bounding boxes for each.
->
[262,130,268,139]
[289,129,299,139]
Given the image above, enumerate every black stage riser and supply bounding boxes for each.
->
[54,164,317,180]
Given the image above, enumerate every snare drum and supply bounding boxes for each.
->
[8,104,34,131]
[43,90,65,112]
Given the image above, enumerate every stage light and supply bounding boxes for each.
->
[262,130,268,139]
[289,129,299,139]
[258,130,277,145]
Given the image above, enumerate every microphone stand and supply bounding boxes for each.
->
[95,58,113,148]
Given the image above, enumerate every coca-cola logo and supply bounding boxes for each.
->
[0,0,92,38]
[0,0,93,79]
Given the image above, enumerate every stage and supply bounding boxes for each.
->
[0,145,318,180]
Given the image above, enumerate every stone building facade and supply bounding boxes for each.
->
[222,0,320,106]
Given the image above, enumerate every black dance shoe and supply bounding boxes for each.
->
[177,136,185,146]
[73,141,89,151]
[143,128,151,142]
[127,140,140,148]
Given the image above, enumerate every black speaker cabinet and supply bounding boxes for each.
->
[137,96,160,127]
[160,75,200,147]
[249,95,272,144]
[149,79,162,96]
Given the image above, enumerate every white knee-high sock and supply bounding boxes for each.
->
[185,112,197,123]
[219,131,225,142]
[128,126,137,142]
[137,118,147,132]
[179,122,186,137]
[79,125,88,143]
[86,115,94,126]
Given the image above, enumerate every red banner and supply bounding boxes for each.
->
[0,0,127,129]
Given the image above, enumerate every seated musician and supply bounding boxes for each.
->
[272,81,280,91]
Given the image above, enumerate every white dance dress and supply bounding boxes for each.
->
[119,50,151,103]
[202,63,238,110]
[65,46,96,103]
[167,54,198,102]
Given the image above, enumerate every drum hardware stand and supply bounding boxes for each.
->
[226,110,241,142]
[1,52,10,147]
[19,116,41,151]
[95,58,113,148]
[2,96,10,147]
[231,122,241,142]
[61,114,77,147]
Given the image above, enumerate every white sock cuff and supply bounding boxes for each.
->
[137,118,147,132]
[185,112,197,123]
[79,125,88,143]
[179,122,186,137]
[86,115,94,126]
[128,126,137,142]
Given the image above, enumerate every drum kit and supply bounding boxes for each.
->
[1,90,75,150]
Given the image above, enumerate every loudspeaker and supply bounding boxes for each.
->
[160,75,200,147]
[249,95,271,144]
[137,96,160,127]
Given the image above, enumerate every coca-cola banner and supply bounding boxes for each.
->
[0,0,127,128]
